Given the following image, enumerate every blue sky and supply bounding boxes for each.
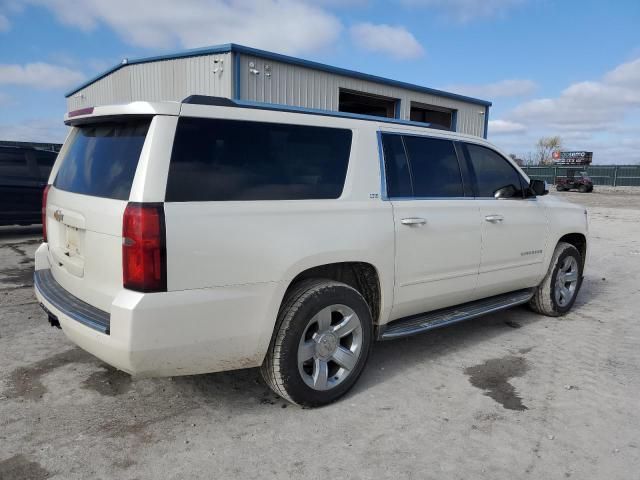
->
[1,0,639,164]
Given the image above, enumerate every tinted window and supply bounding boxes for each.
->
[381,134,412,197]
[465,143,523,197]
[166,118,352,201]
[403,136,463,197]
[54,120,150,200]
[0,148,30,178]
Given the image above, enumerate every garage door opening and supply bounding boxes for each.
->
[339,90,398,119]
[410,102,455,130]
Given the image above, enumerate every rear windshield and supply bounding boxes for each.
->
[54,119,150,200]
[165,117,352,201]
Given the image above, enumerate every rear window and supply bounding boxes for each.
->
[165,117,352,201]
[53,119,150,200]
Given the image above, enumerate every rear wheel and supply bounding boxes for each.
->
[261,280,373,407]
[555,185,566,192]
[578,184,588,193]
[529,242,583,317]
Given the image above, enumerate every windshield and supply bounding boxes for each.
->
[53,119,150,200]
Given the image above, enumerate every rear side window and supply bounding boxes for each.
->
[464,143,523,197]
[54,120,150,200]
[166,118,352,201]
[381,134,412,197]
[403,136,464,197]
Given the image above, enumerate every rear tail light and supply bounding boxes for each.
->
[122,203,167,292]
[42,184,51,242]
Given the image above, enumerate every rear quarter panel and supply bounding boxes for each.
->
[160,112,395,350]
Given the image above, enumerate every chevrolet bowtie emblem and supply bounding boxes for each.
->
[53,209,64,222]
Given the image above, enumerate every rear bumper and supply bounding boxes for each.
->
[34,269,110,334]
[34,244,282,377]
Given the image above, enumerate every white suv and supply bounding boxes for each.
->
[35,96,588,406]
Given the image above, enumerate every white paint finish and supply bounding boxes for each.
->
[129,115,178,203]
[40,99,590,380]
[45,187,127,312]
[239,54,486,136]
[390,200,481,319]
[64,101,181,124]
[474,198,550,297]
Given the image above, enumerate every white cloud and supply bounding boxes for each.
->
[488,119,526,135]
[0,13,10,32]
[510,57,640,131]
[350,23,424,59]
[401,0,525,22]
[0,118,68,143]
[27,0,343,55]
[0,62,85,89]
[488,57,640,164]
[446,79,536,99]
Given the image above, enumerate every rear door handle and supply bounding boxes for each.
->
[485,214,504,223]
[401,217,427,226]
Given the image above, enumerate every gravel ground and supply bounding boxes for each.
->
[1,190,639,480]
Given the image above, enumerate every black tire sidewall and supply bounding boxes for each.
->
[277,283,372,407]
[548,246,583,314]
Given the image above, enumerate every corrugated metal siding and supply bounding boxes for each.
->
[66,51,486,137]
[239,54,486,137]
[66,53,232,111]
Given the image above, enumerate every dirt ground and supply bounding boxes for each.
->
[1,190,639,480]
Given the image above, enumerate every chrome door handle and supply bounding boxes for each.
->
[485,214,504,223]
[401,217,427,226]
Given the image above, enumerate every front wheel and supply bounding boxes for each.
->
[261,280,373,407]
[579,184,588,193]
[529,242,583,316]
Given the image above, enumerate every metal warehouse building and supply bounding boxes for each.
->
[66,44,491,138]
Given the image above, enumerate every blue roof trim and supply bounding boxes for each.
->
[65,43,492,107]
[483,105,490,139]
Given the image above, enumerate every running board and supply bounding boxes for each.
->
[378,288,534,341]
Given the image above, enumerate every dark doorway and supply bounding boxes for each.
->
[338,90,398,118]
[410,102,455,130]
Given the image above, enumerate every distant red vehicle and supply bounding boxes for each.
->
[555,171,594,193]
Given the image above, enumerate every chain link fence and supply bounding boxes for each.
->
[521,165,640,186]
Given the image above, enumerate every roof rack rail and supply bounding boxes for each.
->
[181,95,449,131]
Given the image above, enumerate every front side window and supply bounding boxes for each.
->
[464,143,523,198]
[54,119,150,200]
[165,118,352,201]
[403,136,464,197]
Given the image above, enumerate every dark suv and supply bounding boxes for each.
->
[0,144,59,226]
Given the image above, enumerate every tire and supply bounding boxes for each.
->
[578,184,588,193]
[555,185,566,192]
[261,279,373,407]
[529,242,583,317]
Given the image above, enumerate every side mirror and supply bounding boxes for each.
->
[530,179,548,196]
[494,184,518,199]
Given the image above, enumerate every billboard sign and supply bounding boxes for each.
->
[553,151,593,165]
